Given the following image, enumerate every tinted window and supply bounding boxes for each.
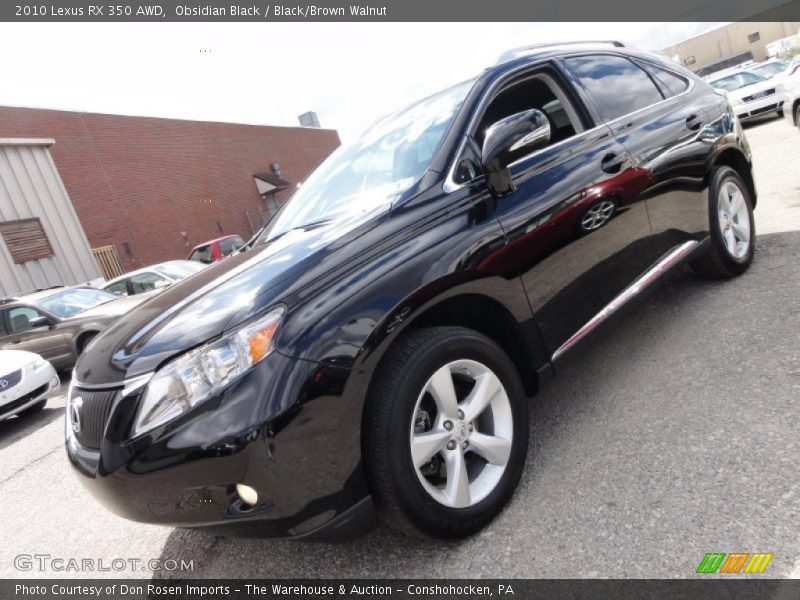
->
[189,245,213,264]
[566,55,664,122]
[219,236,244,256]
[8,306,44,333]
[104,280,130,296]
[130,272,169,294]
[642,63,690,97]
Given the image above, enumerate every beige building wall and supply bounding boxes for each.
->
[664,22,800,73]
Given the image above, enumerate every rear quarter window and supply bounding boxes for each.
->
[565,54,664,122]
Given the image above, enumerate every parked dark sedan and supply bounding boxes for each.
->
[66,41,756,541]
[0,286,155,371]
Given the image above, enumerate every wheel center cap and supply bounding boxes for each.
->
[454,421,469,442]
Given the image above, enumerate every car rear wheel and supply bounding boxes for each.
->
[363,326,528,539]
[795,104,800,131]
[691,166,755,279]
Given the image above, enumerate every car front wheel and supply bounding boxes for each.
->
[363,326,528,539]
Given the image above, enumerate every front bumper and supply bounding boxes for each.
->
[734,95,784,122]
[65,352,372,539]
[0,362,59,421]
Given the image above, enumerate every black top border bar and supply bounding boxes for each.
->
[3,0,800,22]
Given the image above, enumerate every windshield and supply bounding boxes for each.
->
[258,80,473,243]
[710,71,766,91]
[37,288,118,318]
[751,61,788,78]
[153,261,206,279]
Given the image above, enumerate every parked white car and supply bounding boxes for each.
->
[102,260,206,297]
[750,58,793,82]
[0,349,60,421]
[782,72,800,131]
[709,68,785,122]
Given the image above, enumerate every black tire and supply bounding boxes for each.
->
[77,332,98,355]
[795,104,800,131]
[363,326,528,539]
[691,166,755,279]
[19,399,46,417]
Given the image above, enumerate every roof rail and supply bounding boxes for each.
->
[497,40,625,64]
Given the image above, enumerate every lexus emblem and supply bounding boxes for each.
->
[70,396,83,433]
[0,379,7,389]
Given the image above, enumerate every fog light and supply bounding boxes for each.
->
[236,484,258,506]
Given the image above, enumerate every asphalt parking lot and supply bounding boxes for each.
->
[1,116,798,580]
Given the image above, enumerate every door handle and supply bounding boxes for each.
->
[600,152,626,174]
[685,114,704,130]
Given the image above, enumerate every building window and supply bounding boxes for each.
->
[748,32,760,43]
[0,218,54,264]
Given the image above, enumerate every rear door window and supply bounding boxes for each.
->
[640,62,690,97]
[565,54,664,122]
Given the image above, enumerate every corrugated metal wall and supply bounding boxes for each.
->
[0,139,100,296]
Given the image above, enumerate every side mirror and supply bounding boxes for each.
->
[481,109,551,197]
[29,316,53,329]
[153,280,170,289]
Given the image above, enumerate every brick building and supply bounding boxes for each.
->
[0,106,340,272]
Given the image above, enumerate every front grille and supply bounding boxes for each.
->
[0,384,48,417]
[71,387,119,449]
[0,369,22,391]
[743,88,775,102]
[750,103,780,116]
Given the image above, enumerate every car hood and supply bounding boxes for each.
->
[75,292,158,319]
[0,350,40,375]
[74,215,380,385]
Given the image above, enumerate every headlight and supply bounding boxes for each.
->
[132,306,284,437]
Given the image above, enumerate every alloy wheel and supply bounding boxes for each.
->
[409,359,513,508]
[717,180,751,259]
[581,200,615,231]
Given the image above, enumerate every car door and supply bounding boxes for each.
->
[564,53,712,258]
[461,61,653,361]
[2,305,72,365]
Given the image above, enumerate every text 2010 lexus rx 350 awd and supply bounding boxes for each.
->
[67,42,757,540]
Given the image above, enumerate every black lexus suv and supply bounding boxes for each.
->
[66,41,756,541]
